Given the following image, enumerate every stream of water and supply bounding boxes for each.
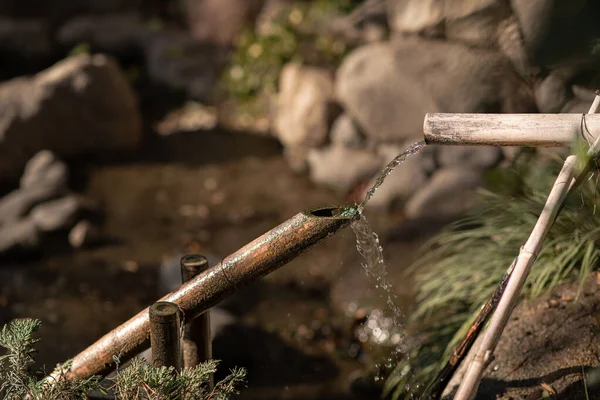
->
[358,141,426,211]
[351,141,425,386]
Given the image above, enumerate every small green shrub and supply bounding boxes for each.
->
[219,0,359,116]
[0,319,246,399]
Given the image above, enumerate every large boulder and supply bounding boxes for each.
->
[275,63,335,149]
[336,37,533,142]
[405,167,482,219]
[510,0,600,66]
[307,146,382,193]
[0,53,141,183]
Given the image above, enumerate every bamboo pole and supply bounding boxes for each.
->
[149,302,183,369]
[48,206,357,382]
[453,155,577,400]
[180,254,213,388]
[423,113,600,147]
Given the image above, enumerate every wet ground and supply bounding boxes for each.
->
[0,123,432,398]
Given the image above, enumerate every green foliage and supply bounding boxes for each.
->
[385,153,600,399]
[221,0,358,104]
[111,356,246,400]
[0,319,246,399]
[0,318,101,399]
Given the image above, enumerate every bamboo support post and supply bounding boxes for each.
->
[424,113,600,147]
[149,302,183,369]
[48,206,357,382]
[181,254,213,387]
[454,156,577,399]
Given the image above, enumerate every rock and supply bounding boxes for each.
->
[143,30,228,100]
[307,146,381,192]
[0,186,64,226]
[361,143,431,210]
[510,0,600,66]
[0,218,40,255]
[405,167,481,219]
[437,146,503,169]
[0,18,53,58]
[184,0,265,46]
[20,150,68,191]
[561,85,598,114]
[57,13,146,56]
[336,37,533,142]
[330,113,363,149]
[0,53,141,183]
[283,146,310,173]
[275,63,334,149]
[496,15,538,79]
[386,0,444,36]
[445,0,510,47]
[30,196,83,232]
[68,220,101,248]
[535,71,573,113]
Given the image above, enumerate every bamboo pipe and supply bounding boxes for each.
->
[423,113,600,147]
[53,206,358,382]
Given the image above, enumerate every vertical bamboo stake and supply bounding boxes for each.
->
[453,155,577,400]
[149,301,183,369]
[181,254,213,388]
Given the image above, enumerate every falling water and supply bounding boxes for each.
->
[358,141,425,211]
[350,142,427,391]
[351,214,408,355]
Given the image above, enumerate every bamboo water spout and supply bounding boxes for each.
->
[53,206,358,382]
[424,113,600,147]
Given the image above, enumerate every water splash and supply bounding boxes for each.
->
[358,141,425,211]
[351,214,410,367]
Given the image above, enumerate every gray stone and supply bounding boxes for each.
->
[386,0,444,36]
[184,0,264,46]
[405,167,482,219]
[362,144,429,210]
[0,18,53,58]
[283,146,310,173]
[445,0,510,47]
[68,220,101,248]
[0,218,40,255]
[336,37,533,142]
[330,113,363,149]
[437,146,503,169]
[510,0,600,66]
[143,30,228,100]
[275,63,334,148]
[0,54,141,183]
[30,196,82,232]
[307,146,382,192]
[0,186,64,226]
[535,72,572,113]
[57,13,145,55]
[20,150,68,191]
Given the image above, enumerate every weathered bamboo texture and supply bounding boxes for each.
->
[49,207,357,382]
[453,156,577,400]
[424,113,600,146]
[149,302,183,369]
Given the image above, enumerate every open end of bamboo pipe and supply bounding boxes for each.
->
[52,205,358,382]
[423,113,599,147]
